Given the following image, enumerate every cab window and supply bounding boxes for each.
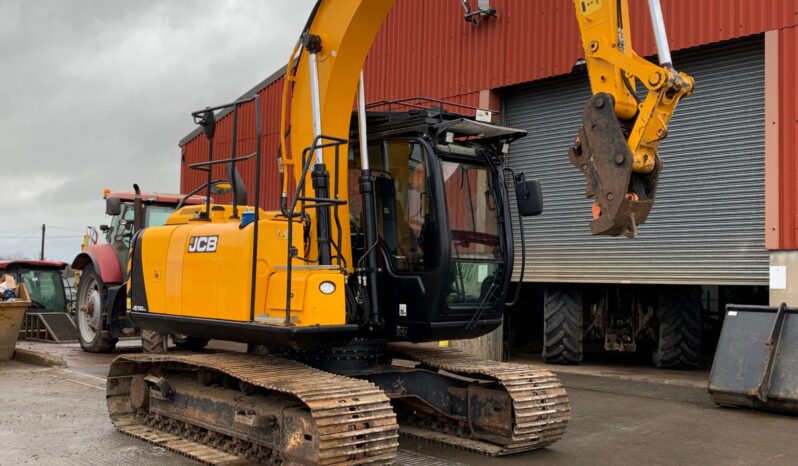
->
[350,139,437,272]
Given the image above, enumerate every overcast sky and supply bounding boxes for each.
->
[0,0,315,262]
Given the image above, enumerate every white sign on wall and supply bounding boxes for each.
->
[769,265,787,290]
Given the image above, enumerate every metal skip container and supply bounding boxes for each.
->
[0,284,30,361]
[709,304,798,414]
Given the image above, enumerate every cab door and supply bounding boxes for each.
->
[350,138,449,340]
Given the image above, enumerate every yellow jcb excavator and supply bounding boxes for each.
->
[104,1,693,464]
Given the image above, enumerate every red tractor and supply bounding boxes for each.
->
[71,185,205,352]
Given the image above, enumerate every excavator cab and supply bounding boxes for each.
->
[347,108,531,342]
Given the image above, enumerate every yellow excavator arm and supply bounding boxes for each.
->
[279,0,693,240]
[278,1,396,271]
[571,0,694,236]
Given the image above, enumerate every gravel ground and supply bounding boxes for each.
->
[0,360,197,466]
[2,342,797,465]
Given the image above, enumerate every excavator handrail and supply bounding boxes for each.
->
[365,96,499,115]
[283,133,348,325]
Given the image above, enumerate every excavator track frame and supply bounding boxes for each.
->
[107,352,399,465]
[106,343,570,464]
[383,343,570,455]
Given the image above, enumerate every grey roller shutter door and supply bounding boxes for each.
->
[504,37,767,286]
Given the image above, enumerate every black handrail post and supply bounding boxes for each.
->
[333,144,343,266]
[205,130,213,219]
[282,135,348,325]
[230,103,240,219]
[249,95,262,321]
[191,107,218,220]
[285,145,317,325]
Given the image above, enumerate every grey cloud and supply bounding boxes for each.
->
[0,0,315,260]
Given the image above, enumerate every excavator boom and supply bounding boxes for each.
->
[279,0,395,270]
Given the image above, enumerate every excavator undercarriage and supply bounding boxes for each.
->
[107,343,569,465]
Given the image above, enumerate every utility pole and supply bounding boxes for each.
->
[40,224,45,260]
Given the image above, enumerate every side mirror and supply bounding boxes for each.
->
[106,197,122,216]
[99,224,110,232]
[515,174,543,217]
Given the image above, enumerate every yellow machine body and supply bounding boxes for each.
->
[137,205,345,327]
[131,0,397,331]
[129,0,695,331]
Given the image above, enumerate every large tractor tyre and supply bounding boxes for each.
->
[652,286,702,369]
[173,334,210,351]
[543,285,584,365]
[141,329,169,354]
[75,265,118,353]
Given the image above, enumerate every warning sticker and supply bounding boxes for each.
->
[579,0,603,17]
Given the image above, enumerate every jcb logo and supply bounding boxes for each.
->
[188,235,218,253]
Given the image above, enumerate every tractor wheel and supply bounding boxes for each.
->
[75,265,117,353]
[173,334,209,351]
[141,329,168,354]
[652,286,702,369]
[543,285,583,364]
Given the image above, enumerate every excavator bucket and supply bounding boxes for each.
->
[708,304,798,414]
[569,93,660,238]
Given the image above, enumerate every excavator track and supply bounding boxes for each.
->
[385,343,570,455]
[106,353,399,465]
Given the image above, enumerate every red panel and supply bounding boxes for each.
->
[181,0,798,217]
[75,245,123,284]
[779,26,798,249]
[361,0,798,96]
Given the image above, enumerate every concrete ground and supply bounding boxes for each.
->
[1,341,797,465]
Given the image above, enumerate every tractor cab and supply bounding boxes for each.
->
[100,190,205,270]
[100,188,206,273]
[0,260,68,312]
[0,260,78,342]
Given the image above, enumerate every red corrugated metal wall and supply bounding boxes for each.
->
[778,25,798,249]
[181,0,798,242]
[362,0,798,100]
[181,78,286,209]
